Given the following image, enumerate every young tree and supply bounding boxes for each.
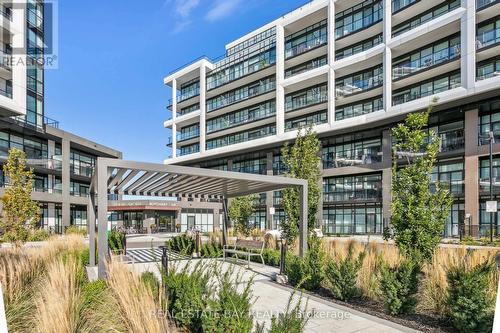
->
[281,125,321,246]
[228,195,256,237]
[0,148,41,245]
[388,100,453,261]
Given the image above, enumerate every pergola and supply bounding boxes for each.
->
[89,158,309,279]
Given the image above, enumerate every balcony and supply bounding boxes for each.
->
[0,79,12,98]
[477,0,500,11]
[323,151,382,169]
[206,101,275,134]
[71,165,94,178]
[477,22,500,51]
[392,0,418,13]
[477,57,500,80]
[179,143,200,156]
[393,44,461,80]
[285,56,327,79]
[440,136,465,152]
[285,85,328,112]
[336,69,383,98]
[285,110,328,131]
[177,128,200,143]
[285,22,327,59]
[335,4,383,40]
[323,187,382,203]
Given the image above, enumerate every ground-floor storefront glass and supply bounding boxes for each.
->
[322,203,382,235]
[180,209,214,232]
[444,202,464,238]
[70,205,88,230]
[479,200,500,237]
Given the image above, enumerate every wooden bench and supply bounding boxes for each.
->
[223,239,265,268]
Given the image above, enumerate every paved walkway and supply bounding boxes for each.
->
[128,259,420,333]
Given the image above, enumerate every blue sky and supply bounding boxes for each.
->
[45,0,307,163]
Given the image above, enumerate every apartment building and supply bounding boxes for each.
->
[164,0,500,237]
[0,1,122,233]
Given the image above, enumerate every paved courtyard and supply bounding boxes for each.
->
[127,257,420,333]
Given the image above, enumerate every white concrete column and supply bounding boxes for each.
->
[382,0,393,111]
[172,123,177,158]
[172,78,177,120]
[200,66,206,153]
[275,24,285,136]
[328,0,336,125]
[461,0,476,90]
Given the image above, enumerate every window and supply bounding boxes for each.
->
[70,205,88,231]
[323,137,382,169]
[206,125,275,150]
[335,0,383,39]
[323,204,382,235]
[70,150,96,177]
[430,160,464,196]
[206,100,275,133]
[285,110,327,131]
[285,83,328,112]
[285,20,327,59]
[323,173,382,203]
[336,66,383,97]
[335,96,383,120]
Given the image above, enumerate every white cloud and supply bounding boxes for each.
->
[164,0,200,33]
[205,0,242,22]
[175,0,200,18]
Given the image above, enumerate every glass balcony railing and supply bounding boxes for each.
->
[440,135,465,152]
[206,78,276,113]
[323,152,382,169]
[285,86,328,112]
[179,144,200,156]
[477,57,500,80]
[206,101,275,133]
[70,165,94,178]
[393,45,461,80]
[335,5,383,39]
[477,26,500,50]
[0,80,12,98]
[285,31,327,59]
[177,128,200,142]
[477,0,500,10]
[336,74,383,97]
[323,187,382,203]
[285,56,327,78]
[392,0,418,13]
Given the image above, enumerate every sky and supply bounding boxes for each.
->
[44,0,307,163]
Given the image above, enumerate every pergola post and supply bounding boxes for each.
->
[97,161,109,279]
[88,193,96,266]
[298,184,308,257]
[222,197,229,246]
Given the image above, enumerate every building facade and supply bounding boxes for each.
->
[164,0,500,237]
[0,1,122,233]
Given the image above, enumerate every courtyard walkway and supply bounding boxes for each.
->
[128,259,421,333]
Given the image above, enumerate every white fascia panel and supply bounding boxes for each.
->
[164,59,213,86]
[388,8,465,49]
[333,44,385,70]
[282,64,329,87]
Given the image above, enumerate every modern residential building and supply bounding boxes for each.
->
[164,0,500,237]
[0,1,122,233]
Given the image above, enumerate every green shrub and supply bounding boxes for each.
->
[265,290,309,333]
[81,280,108,309]
[65,225,87,236]
[108,229,125,253]
[167,234,194,256]
[285,237,326,291]
[202,267,254,333]
[140,271,160,299]
[325,245,366,301]
[201,242,223,258]
[446,260,496,333]
[379,257,421,316]
[27,228,50,241]
[164,261,210,331]
[263,248,280,267]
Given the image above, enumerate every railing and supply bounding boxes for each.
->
[177,129,200,142]
[44,116,59,129]
[323,153,382,169]
[285,90,328,112]
[440,136,465,152]
[323,188,382,203]
[393,45,461,79]
[206,104,275,133]
[335,7,383,39]
[207,80,276,112]
[0,82,12,98]
[285,32,327,59]
[179,144,200,156]
[477,0,500,10]
[477,28,500,50]
[336,75,383,97]
[285,56,327,78]
[392,72,461,105]
[207,51,275,90]
[392,0,418,13]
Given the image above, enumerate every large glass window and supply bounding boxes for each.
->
[335,96,383,120]
[70,181,90,197]
[392,0,461,37]
[323,173,382,203]
[285,110,327,131]
[70,150,96,177]
[335,0,383,39]
[179,80,199,102]
[285,83,328,112]
[285,20,327,59]
[207,48,276,90]
[0,130,48,160]
[177,124,199,142]
[430,160,464,196]
[393,34,461,79]
[180,209,214,232]
[445,202,464,237]
[206,125,275,150]
[336,65,383,97]
[438,120,465,152]
[323,204,382,235]
[477,0,500,10]
[392,0,418,13]
[393,71,461,105]
[335,34,383,60]
[70,205,88,231]
[179,143,199,156]
[206,76,275,113]
[477,17,500,50]
[479,156,500,192]
[232,157,267,174]
[248,210,266,230]
[479,100,500,144]
[285,56,327,78]
[477,56,500,81]
[322,137,382,169]
[206,100,275,133]
[479,201,500,236]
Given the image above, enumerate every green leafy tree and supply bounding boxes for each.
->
[281,126,321,246]
[388,101,453,261]
[228,195,256,237]
[0,148,41,245]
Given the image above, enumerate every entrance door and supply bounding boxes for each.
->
[187,216,196,230]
